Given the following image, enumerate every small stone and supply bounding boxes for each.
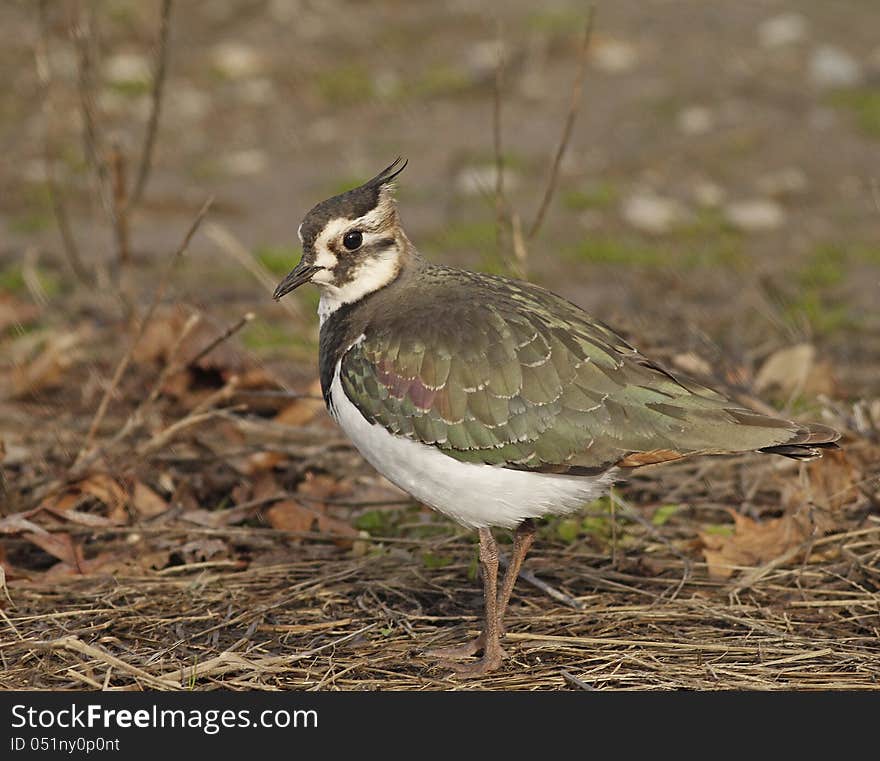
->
[576,210,605,232]
[237,78,275,105]
[809,45,862,89]
[591,38,639,74]
[103,52,151,84]
[692,181,725,208]
[220,149,268,176]
[166,83,211,122]
[373,70,401,100]
[211,42,263,80]
[455,165,519,197]
[621,194,687,235]
[724,199,785,232]
[466,40,505,81]
[306,117,340,144]
[757,167,809,198]
[677,105,714,136]
[757,13,808,49]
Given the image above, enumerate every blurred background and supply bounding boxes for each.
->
[2,0,878,388]
[0,1,878,690]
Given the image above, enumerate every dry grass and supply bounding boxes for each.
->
[2,476,878,690]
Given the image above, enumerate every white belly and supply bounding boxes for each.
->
[328,362,615,529]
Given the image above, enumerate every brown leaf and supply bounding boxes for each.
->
[274,379,324,427]
[782,449,861,517]
[265,499,316,533]
[23,530,84,570]
[0,293,40,333]
[178,538,229,564]
[265,499,357,543]
[241,450,285,475]
[131,481,169,518]
[700,508,814,580]
[755,343,836,397]
[47,474,128,524]
[7,330,85,398]
[296,472,349,502]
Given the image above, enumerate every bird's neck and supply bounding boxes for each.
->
[317,231,423,326]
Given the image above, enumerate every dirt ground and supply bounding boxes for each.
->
[1,1,879,690]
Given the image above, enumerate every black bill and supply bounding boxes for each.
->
[273,261,320,300]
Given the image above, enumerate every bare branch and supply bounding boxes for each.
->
[186,312,255,370]
[527,6,596,241]
[74,197,213,466]
[35,0,90,285]
[69,2,110,214]
[130,0,173,207]
[205,222,306,320]
[492,20,506,257]
[109,142,134,317]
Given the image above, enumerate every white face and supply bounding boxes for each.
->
[304,192,404,323]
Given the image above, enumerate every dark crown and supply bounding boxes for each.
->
[299,158,407,248]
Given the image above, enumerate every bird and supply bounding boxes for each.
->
[272,158,840,675]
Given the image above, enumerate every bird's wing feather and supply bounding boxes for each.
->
[338,272,837,473]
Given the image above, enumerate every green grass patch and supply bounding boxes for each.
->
[562,182,619,211]
[828,88,880,139]
[701,523,734,537]
[425,220,497,253]
[241,320,316,358]
[567,237,665,267]
[315,65,375,104]
[355,509,398,534]
[782,242,879,335]
[0,264,60,298]
[798,245,847,289]
[783,291,855,335]
[254,245,299,276]
[651,504,680,526]
[527,8,586,34]
[107,78,152,98]
[407,64,471,99]
[8,184,54,235]
[568,229,746,271]
[421,552,454,569]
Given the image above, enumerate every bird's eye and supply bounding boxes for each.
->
[343,230,363,251]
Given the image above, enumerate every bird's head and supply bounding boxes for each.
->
[272,158,410,317]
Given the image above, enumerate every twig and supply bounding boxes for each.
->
[608,490,693,567]
[205,222,305,319]
[139,311,201,413]
[186,312,255,369]
[35,0,90,285]
[131,0,173,207]
[21,247,49,308]
[136,403,241,459]
[561,670,596,690]
[74,198,213,467]
[527,7,596,240]
[492,20,506,259]
[33,636,180,690]
[70,3,111,217]
[499,555,584,609]
[109,142,133,315]
[510,212,528,279]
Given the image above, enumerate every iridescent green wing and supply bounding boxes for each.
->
[339,278,832,472]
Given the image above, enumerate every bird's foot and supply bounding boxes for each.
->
[424,634,485,660]
[425,634,506,675]
[445,646,504,676]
